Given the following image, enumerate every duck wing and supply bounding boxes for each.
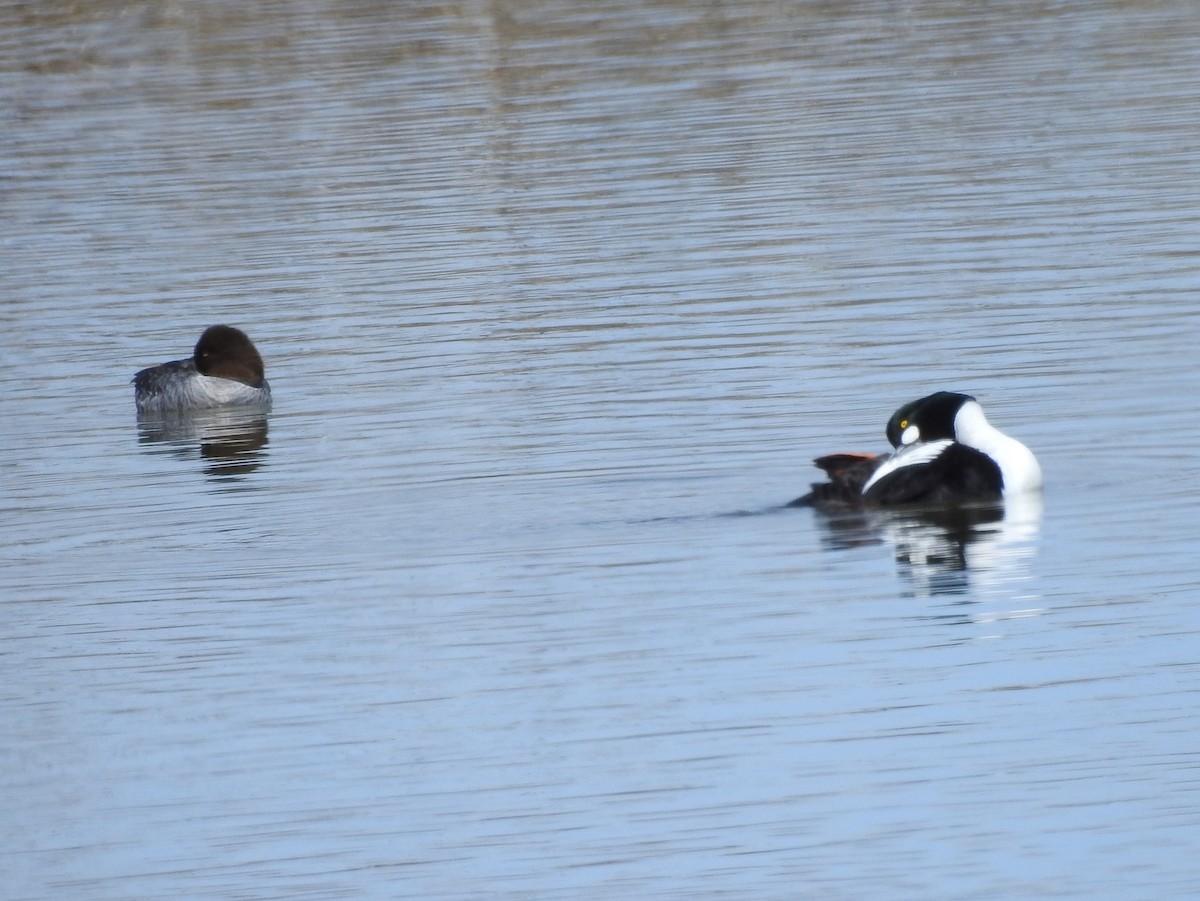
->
[862,443,1002,506]
[790,452,882,508]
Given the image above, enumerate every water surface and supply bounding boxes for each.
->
[4,1,1200,898]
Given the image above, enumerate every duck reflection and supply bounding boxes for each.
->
[812,494,1042,597]
[137,407,270,482]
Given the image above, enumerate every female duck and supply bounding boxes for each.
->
[134,325,271,414]
[795,392,1041,508]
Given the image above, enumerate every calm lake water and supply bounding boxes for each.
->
[4,1,1200,898]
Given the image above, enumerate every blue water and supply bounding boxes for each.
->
[4,1,1200,898]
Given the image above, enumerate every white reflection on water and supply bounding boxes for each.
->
[136,408,271,484]
[802,494,1042,599]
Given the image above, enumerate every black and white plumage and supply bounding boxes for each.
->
[793,392,1042,509]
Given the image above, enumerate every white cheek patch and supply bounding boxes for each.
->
[901,424,921,445]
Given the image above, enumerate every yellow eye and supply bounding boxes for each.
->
[899,419,908,429]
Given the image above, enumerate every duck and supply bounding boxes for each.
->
[792,392,1041,508]
[133,325,271,414]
